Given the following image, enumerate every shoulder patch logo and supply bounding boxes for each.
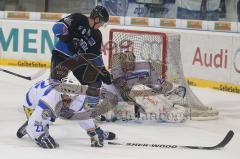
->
[42,109,51,120]
[64,17,72,26]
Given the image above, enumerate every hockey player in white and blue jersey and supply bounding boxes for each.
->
[16,78,116,148]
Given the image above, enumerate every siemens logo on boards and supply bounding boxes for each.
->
[0,27,57,54]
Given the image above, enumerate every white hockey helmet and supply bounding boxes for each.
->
[55,76,82,97]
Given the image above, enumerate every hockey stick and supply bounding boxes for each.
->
[108,130,234,150]
[126,94,146,114]
[76,52,105,76]
[0,68,46,80]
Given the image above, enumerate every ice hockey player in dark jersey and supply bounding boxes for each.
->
[50,5,112,110]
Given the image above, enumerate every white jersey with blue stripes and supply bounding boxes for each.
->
[23,79,59,109]
[25,79,89,139]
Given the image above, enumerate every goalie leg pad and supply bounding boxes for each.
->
[159,105,187,123]
[164,86,186,103]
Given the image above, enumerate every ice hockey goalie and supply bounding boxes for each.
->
[104,50,187,123]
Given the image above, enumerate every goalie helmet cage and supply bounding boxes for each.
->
[108,28,219,120]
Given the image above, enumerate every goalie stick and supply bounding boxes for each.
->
[108,130,234,150]
[0,68,46,80]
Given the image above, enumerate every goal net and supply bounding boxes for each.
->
[108,28,218,121]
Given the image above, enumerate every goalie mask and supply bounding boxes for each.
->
[119,51,136,73]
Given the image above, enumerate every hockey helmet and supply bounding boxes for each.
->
[90,5,109,23]
[55,76,82,98]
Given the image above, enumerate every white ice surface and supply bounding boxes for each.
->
[0,67,240,159]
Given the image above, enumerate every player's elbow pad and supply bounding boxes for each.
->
[52,23,71,41]
[52,22,67,35]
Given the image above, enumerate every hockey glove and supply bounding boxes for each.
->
[100,68,112,85]
[72,38,82,52]
[59,108,74,119]
[35,133,59,149]
[57,34,72,42]
[52,22,72,42]
[103,130,116,140]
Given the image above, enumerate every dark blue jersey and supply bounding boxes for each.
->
[52,13,104,67]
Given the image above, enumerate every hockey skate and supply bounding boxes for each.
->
[96,127,117,140]
[90,136,103,147]
[16,121,28,138]
[87,129,104,147]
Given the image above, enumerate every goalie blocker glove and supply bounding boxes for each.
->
[35,133,59,149]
